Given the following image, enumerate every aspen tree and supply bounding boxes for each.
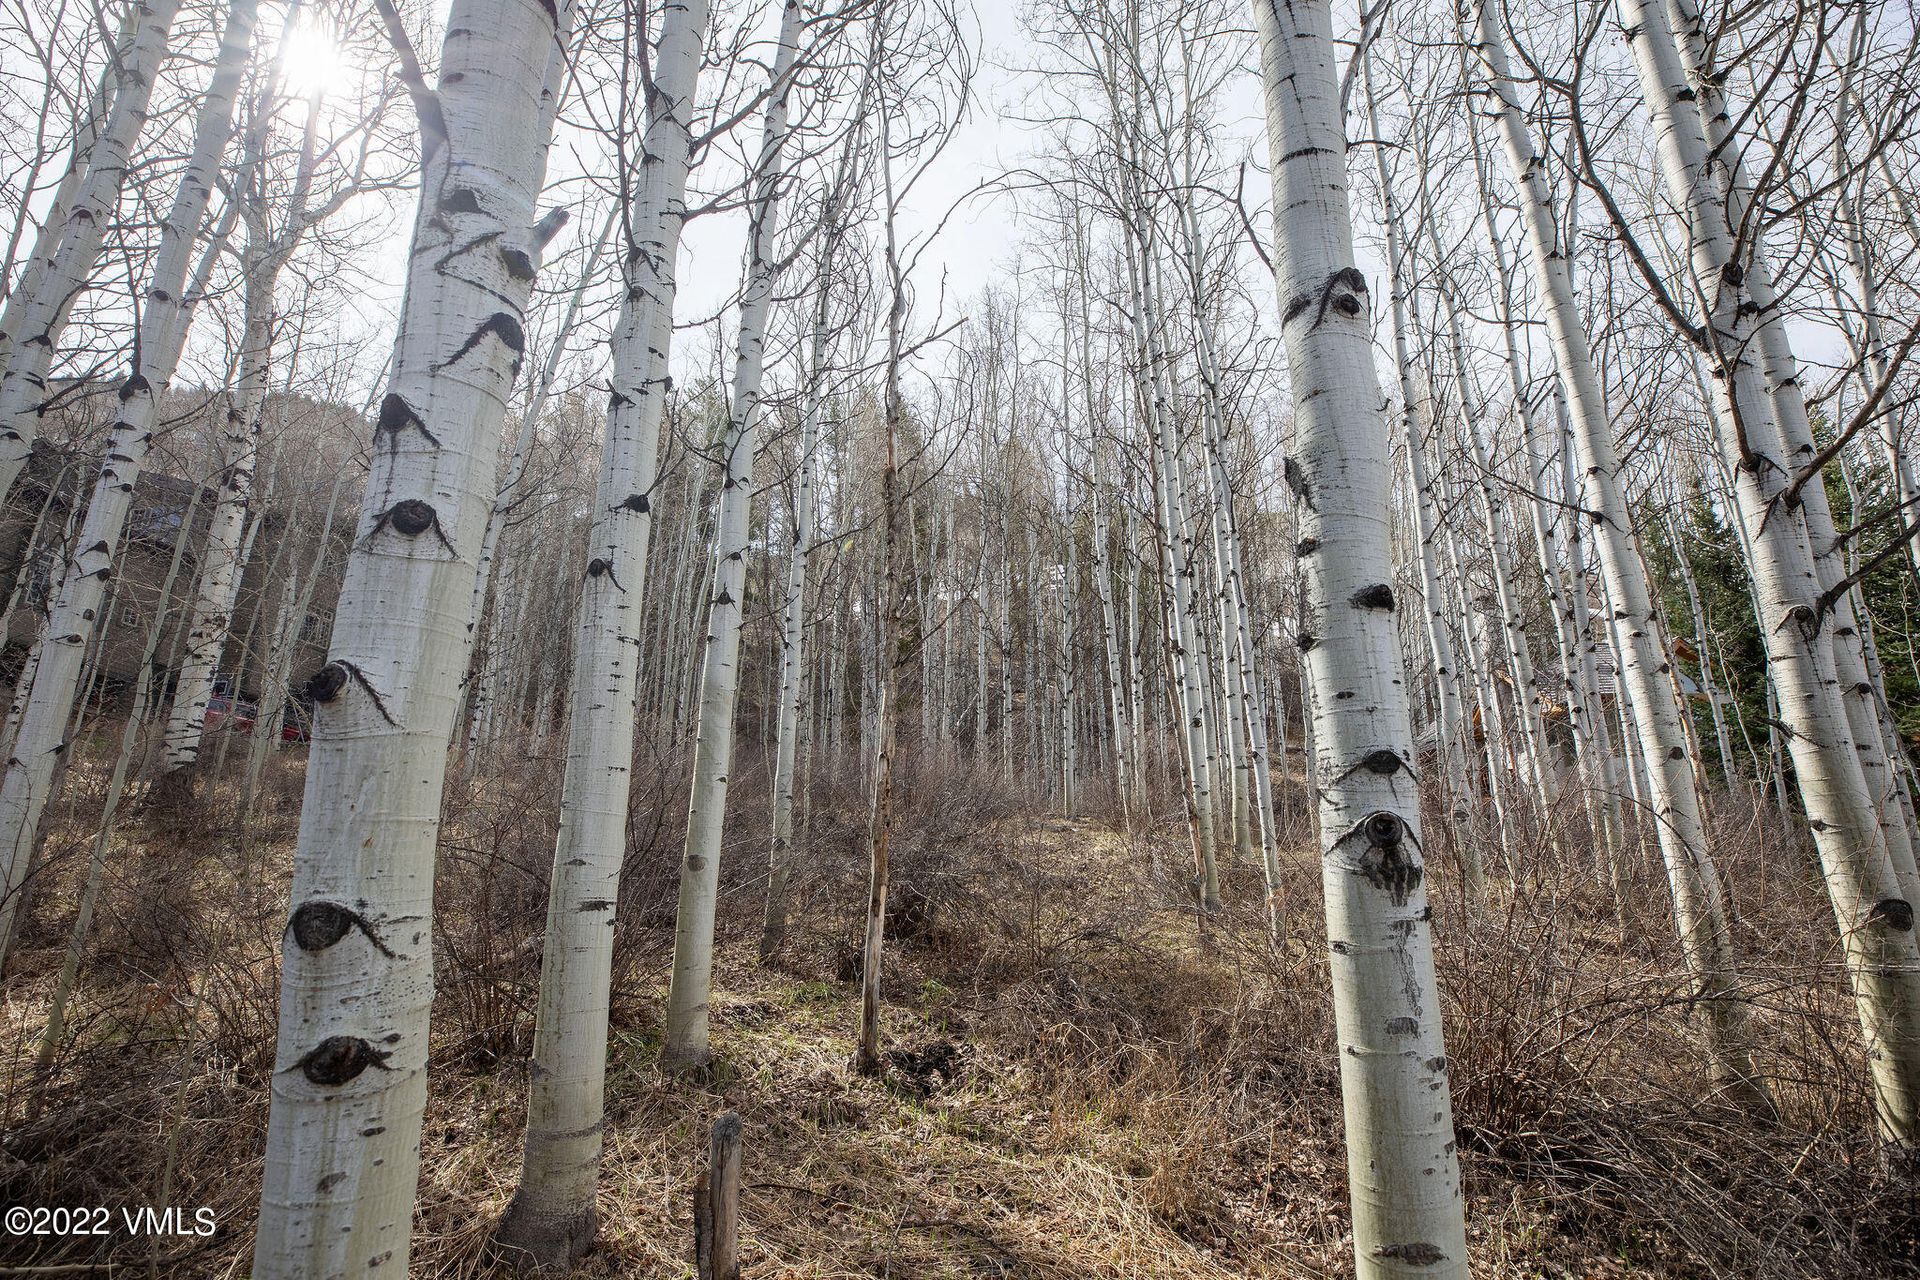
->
[0,39,119,376]
[0,0,254,961]
[762,256,844,960]
[1122,209,1219,908]
[661,0,807,1071]
[0,0,178,504]
[1168,113,1278,892]
[253,0,574,1267]
[496,0,710,1248]
[1363,52,1475,881]
[1249,0,1467,1271]
[159,60,366,784]
[1463,0,1765,1102]
[857,131,909,1075]
[853,0,966,1070]
[1616,0,1920,1145]
[27,478,202,1118]
[1663,0,1919,897]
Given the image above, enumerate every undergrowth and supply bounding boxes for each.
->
[0,729,1913,1278]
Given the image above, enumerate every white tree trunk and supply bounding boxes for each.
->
[495,0,712,1252]
[252,0,573,1268]
[1123,208,1219,907]
[158,251,272,777]
[0,24,121,385]
[661,0,804,1070]
[1617,0,1920,1142]
[0,0,253,961]
[0,0,179,504]
[1663,0,1919,897]
[1364,56,1477,883]
[760,297,829,959]
[1250,1,1467,1271]
[1465,0,1765,1101]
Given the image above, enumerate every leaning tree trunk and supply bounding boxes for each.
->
[661,0,804,1072]
[1617,0,1920,1147]
[156,242,274,784]
[1464,0,1766,1104]
[1364,54,1477,885]
[251,0,574,1270]
[27,477,201,1118]
[1250,0,1468,1273]
[1664,0,1919,897]
[494,0,711,1257]
[0,0,179,505]
[0,21,120,388]
[0,0,254,964]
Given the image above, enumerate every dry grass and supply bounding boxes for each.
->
[1,731,1917,1278]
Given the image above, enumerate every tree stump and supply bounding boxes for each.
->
[694,1112,742,1279]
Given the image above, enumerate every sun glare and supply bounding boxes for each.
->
[276,16,348,99]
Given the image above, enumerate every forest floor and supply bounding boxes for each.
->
[1,739,1916,1277]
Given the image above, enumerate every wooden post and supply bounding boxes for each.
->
[694,1113,742,1280]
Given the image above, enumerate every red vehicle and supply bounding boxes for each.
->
[204,691,312,743]
[203,694,257,735]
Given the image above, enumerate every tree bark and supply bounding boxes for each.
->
[1251,1,1468,1271]
[252,0,573,1269]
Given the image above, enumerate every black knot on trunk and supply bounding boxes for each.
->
[387,499,435,537]
[1668,746,1685,760]
[305,662,350,703]
[1296,631,1317,652]
[1296,537,1320,557]
[1354,812,1423,905]
[286,900,394,955]
[617,492,649,513]
[1360,749,1405,776]
[1869,899,1915,932]
[295,1036,393,1087]
[1282,456,1312,505]
[1351,583,1395,610]
[587,557,611,578]
[376,393,437,446]
[290,901,355,950]
[1365,812,1405,848]
[500,247,535,281]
